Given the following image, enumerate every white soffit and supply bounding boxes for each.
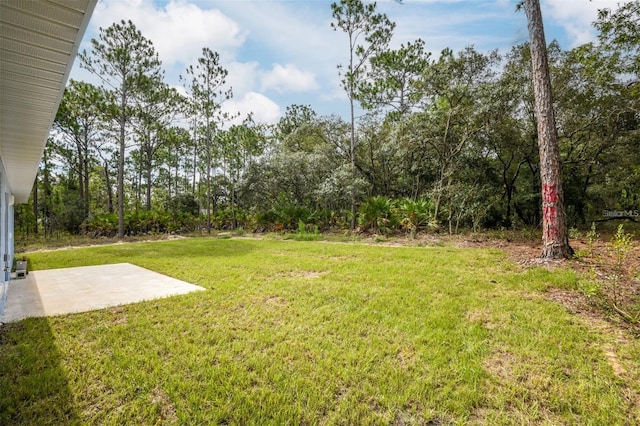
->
[0,0,97,203]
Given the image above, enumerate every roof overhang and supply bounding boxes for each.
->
[0,0,97,203]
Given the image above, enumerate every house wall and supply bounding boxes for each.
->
[0,157,15,318]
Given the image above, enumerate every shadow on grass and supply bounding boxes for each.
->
[0,318,78,425]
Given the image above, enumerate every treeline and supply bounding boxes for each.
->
[15,1,640,238]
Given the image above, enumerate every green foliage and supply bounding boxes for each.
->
[29,1,640,244]
[397,198,436,237]
[611,224,633,266]
[283,220,322,241]
[80,19,163,238]
[587,222,599,247]
[14,203,36,237]
[211,207,247,231]
[270,195,315,230]
[357,196,398,233]
[55,184,86,234]
[578,279,602,299]
[331,0,395,100]
[609,224,634,305]
[80,213,117,237]
[568,227,581,239]
[167,193,199,217]
[575,223,640,326]
[80,210,199,237]
[253,209,280,231]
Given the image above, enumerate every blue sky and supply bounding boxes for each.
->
[70,0,627,126]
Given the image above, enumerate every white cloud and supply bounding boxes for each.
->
[543,0,633,47]
[225,61,260,99]
[223,92,281,125]
[91,0,246,67]
[79,0,628,124]
[260,64,319,94]
[211,1,344,79]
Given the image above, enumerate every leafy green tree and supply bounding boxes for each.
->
[596,0,640,86]
[550,43,635,224]
[331,0,395,229]
[360,38,431,118]
[38,142,57,238]
[417,47,500,224]
[134,74,182,210]
[81,20,162,238]
[355,114,405,197]
[483,43,538,227]
[161,126,193,200]
[54,80,105,220]
[182,47,234,233]
[275,104,318,143]
[226,115,267,222]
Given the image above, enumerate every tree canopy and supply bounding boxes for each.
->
[19,1,640,243]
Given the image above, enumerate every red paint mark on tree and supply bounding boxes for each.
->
[542,183,560,242]
[542,183,558,203]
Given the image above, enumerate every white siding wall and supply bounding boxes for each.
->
[0,157,15,317]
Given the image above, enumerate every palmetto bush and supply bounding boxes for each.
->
[357,196,399,234]
[80,213,118,237]
[398,198,436,238]
[80,210,199,237]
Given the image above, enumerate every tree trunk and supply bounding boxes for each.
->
[524,0,573,259]
[32,175,38,235]
[104,160,114,214]
[348,31,357,232]
[145,162,152,210]
[192,124,198,194]
[82,134,90,217]
[136,151,143,213]
[206,125,212,234]
[350,94,357,231]
[77,140,85,213]
[118,89,126,238]
[145,142,152,211]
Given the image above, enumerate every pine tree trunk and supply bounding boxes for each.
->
[77,142,84,213]
[118,89,126,238]
[32,176,38,235]
[145,142,152,211]
[206,126,212,234]
[104,160,114,214]
[524,0,573,259]
[83,136,90,217]
[350,94,357,231]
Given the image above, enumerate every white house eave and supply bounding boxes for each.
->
[0,0,97,203]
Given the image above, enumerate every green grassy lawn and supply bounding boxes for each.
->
[1,238,639,425]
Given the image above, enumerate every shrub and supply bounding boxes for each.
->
[80,210,199,237]
[358,196,398,234]
[80,213,118,237]
[398,198,436,238]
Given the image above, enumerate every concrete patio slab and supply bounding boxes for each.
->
[1,263,205,323]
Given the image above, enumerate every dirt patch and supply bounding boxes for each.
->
[483,349,517,382]
[396,346,417,369]
[604,344,627,377]
[151,386,178,423]
[21,234,188,254]
[466,309,506,331]
[544,288,597,317]
[286,270,326,279]
[481,349,566,424]
[264,295,286,305]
